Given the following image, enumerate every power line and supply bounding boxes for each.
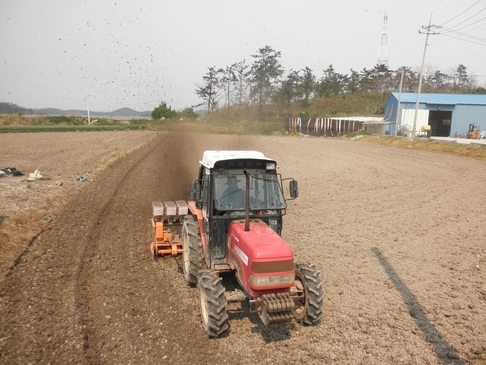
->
[443,7,486,31]
[440,0,484,27]
[441,15,486,36]
[440,29,486,46]
[425,3,486,71]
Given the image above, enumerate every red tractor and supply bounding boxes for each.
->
[150,150,324,337]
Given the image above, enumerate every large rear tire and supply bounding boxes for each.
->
[197,270,229,338]
[293,263,324,325]
[182,215,205,286]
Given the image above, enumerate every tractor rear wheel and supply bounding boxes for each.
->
[293,263,324,325]
[197,270,229,338]
[182,215,205,286]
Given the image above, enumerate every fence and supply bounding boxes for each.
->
[286,117,367,136]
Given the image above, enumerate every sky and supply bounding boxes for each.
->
[1,0,485,112]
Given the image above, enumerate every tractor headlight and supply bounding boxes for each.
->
[265,162,276,171]
[249,274,295,289]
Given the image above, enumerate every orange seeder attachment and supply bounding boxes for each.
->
[150,201,186,258]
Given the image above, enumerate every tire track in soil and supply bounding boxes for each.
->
[0,132,212,364]
[0,134,159,364]
[74,134,164,362]
[76,132,219,364]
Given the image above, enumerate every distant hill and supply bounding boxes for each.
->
[0,102,151,119]
[0,102,34,115]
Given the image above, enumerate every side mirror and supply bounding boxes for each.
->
[289,179,298,199]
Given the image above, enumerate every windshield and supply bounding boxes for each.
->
[214,170,286,211]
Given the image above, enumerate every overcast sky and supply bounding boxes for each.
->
[1,0,485,112]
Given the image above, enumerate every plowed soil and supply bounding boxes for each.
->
[1,131,485,364]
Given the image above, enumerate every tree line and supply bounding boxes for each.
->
[195,45,486,113]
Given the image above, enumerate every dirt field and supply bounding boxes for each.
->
[1,131,485,364]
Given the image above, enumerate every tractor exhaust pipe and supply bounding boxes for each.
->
[244,170,250,231]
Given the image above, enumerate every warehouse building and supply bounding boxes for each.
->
[384,93,486,137]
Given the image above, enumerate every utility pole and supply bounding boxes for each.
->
[395,69,404,136]
[86,97,91,125]
[412,15,441,137]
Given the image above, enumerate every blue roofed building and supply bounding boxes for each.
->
[383,93,486,137]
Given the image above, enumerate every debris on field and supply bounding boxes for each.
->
[0,216,7,223]
[28,170,43,181]
[76,174,87,182]
[0,167,24,177]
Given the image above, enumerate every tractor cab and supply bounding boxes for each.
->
[189,151,297,268]
[192,150,295,214]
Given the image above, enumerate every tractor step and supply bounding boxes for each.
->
[224,289,247,303]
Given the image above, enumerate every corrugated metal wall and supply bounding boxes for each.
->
[384,93,486,137]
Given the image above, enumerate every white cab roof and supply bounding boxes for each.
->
[200,150,273,169]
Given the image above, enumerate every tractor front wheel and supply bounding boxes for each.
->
[182,215,205,286]
[197,270,229,338]
[293,263,324,325]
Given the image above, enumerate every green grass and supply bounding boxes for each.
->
[0,124,147,133]
[0,116,285,135]
[0,114,149,132]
